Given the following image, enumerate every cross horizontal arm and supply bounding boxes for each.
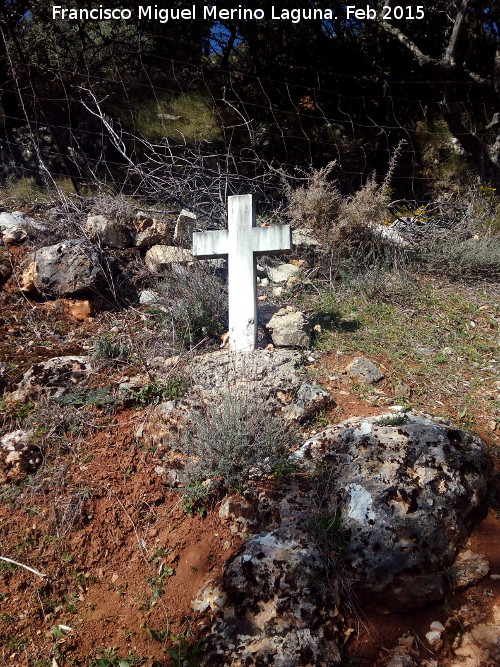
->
[192,229,229,259]
[252,225,292,255]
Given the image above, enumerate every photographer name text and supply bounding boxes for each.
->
[52,5,426,24]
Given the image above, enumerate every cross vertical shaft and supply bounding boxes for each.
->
[227,195,258,351]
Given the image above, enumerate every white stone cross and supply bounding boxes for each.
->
[192,194,292,351]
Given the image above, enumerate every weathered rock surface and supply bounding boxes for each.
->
[346,356,384,384]
[20,240,103,296]
[173,209,196,247]
[85,214,131,248]
[264,306,310,348]
[0,429,43,480]
[0,211,47,244]
[284,382,334,422]
[134,212,170,248]
[294,413,488,610]
[141,349,303,450]
[6,356,92,403]
[451,604,500,666]
[451,549,490,589]
[145,245,193,272]
[189,349,303,398]
[195,526,341,666]
[267,262,301,283]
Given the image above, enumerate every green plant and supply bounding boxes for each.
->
[180,391,297,492]
[272,457,298,481]
[129,376,189,406]
[376,414,410,426]
[87,647,150,667]
[168,634,205,667]
[53,386,117,410]
[180,482,210,517]
[151,263,228,350]
[133,92,221,143]
[94,336,129,362]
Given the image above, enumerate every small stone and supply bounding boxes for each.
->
[430,621,445,632]
[346,356,384,384]
[174,209,196,247]
[425,630,443,649]
[139,290,160,305]
[452,549,490,589]
[394,383,411,398]
[264,307,310,348]
[267,262,301,283]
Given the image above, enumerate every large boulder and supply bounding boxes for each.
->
[196,527,341,666]
[20,240,103,296]
[294,413,488,610]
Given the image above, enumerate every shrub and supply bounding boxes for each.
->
[180,390,297,492]
[89,193,136,226]
[151,262,227,350]
[286,161,342,234]
[421,235,500,278]
[285,148,404,276]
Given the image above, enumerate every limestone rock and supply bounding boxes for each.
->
[293,413,488,610]
[20,240,103,296]
[265,306,310,348]
[267,262,301,283]
[451,549,490,589]
[134,212,170,248]
[174,209,196,247]
[189,349,302,398]
[138,290,160,305]
[1,429,42,477]
[200,527,341,666]
[0,211,47,244]
[452,604,500,666]
[346,356,384,384]
[7,355,92,403]
[85,214,131,249]
[145,245,193,272]
[285,382,334,422]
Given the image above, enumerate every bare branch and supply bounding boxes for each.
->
[0,555,47,580]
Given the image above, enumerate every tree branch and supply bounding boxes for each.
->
[377,15,438,69]
[0,556,47,579]
[444,0,470,66]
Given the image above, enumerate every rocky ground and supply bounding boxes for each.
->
[0,200,498,666]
